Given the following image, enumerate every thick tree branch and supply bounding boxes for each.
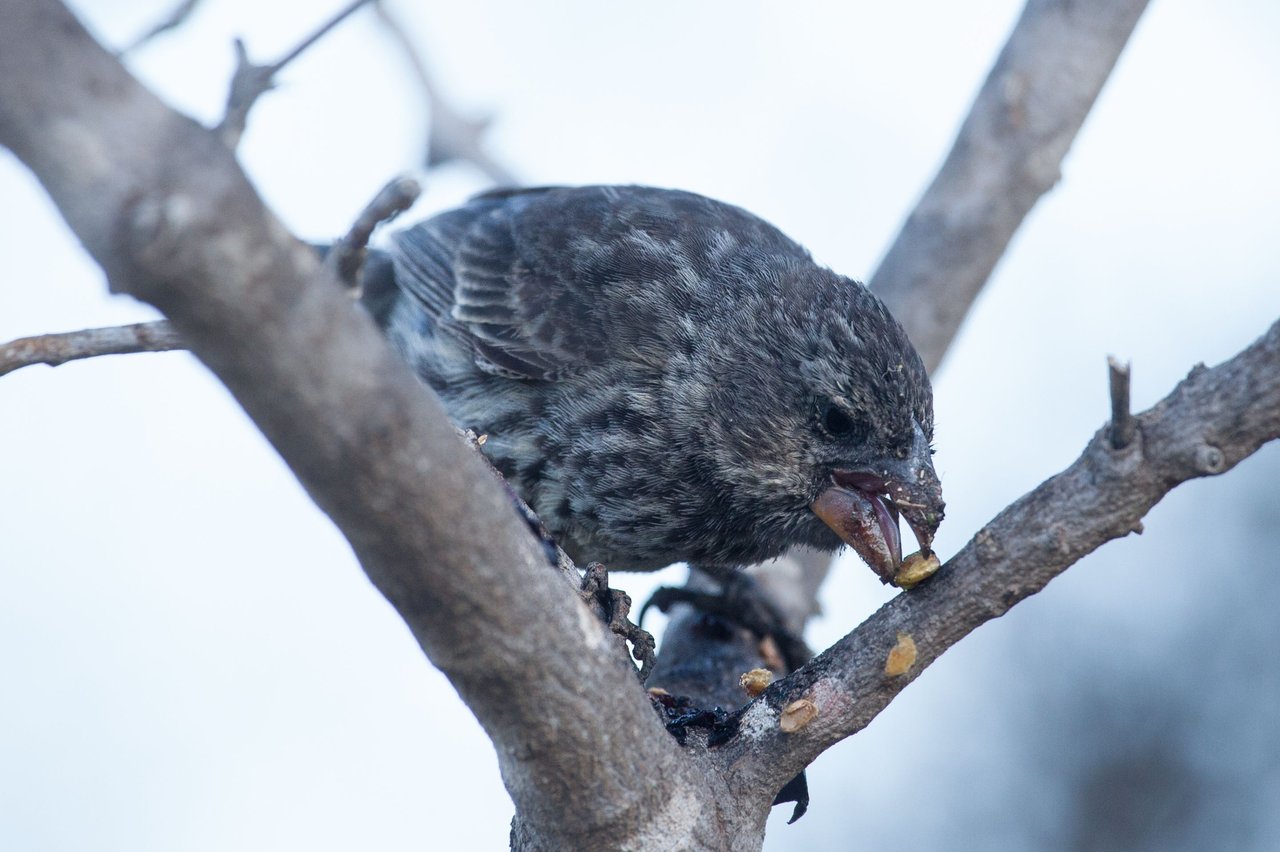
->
[0,2,518,377]
[716,318,1280,795]
[871,0,1150,374]
[0,4,702,847]
[0,320,182,376]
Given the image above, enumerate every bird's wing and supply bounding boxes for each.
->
[389,185,810,380]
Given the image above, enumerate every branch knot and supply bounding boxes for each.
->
[1194,443,1226,474]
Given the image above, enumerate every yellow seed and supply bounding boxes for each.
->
[884,632,917,677]
[894,551,941,589]
[779,699,818,733]
[740,668,773,697]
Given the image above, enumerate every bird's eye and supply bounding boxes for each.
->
[817,397,867,441]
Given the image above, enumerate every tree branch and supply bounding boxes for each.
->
[216,0,376,147]
[1109,355,1135,450]
[372,1,518,186]
[6,1,1266,848]
[870,0,1151,374]
[0,4,700,847]
[717,317,1280,795]
[0,1,519,378]
[117,0,203,56]
[0,320,183,377]
[0,174,422,377]
[324,174,420,291]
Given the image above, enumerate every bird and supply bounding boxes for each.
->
[361,185,944,588]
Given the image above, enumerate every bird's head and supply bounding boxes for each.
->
[688,266,944,583]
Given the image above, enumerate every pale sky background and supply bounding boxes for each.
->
[2,1,1279,850]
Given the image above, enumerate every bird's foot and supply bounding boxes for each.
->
[579,562,657,682]
[641,572,813,673]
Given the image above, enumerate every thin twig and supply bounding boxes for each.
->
[1108,355,1134,450]
[216,0,377,148]
[372,1,518,186]
[117,0,204,56]
[326,175,421,292]
[0,321,183,378]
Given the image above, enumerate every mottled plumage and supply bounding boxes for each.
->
[363,185,943,581]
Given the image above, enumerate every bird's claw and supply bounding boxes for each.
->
[580,562,656,682]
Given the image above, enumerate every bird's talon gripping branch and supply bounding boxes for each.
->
[579,563,656,681]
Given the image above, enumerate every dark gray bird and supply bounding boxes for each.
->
[362,185,943,585]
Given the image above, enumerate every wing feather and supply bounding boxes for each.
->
[386,185,810,380]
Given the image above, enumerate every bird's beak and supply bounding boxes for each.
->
[810,421,944,584]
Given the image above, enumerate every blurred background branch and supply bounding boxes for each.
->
[216,0,376,147]
[871,0,1151,375]
[373,0,518,186]
[117,0,203,56]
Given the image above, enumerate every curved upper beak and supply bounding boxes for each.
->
[809,420,944,584]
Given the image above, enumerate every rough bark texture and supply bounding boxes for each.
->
[3,1,1275,850]
[0,2,703,848]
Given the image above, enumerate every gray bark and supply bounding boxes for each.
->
[4,1,1277,851]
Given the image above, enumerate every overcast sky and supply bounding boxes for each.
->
[2,1,1278,850]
